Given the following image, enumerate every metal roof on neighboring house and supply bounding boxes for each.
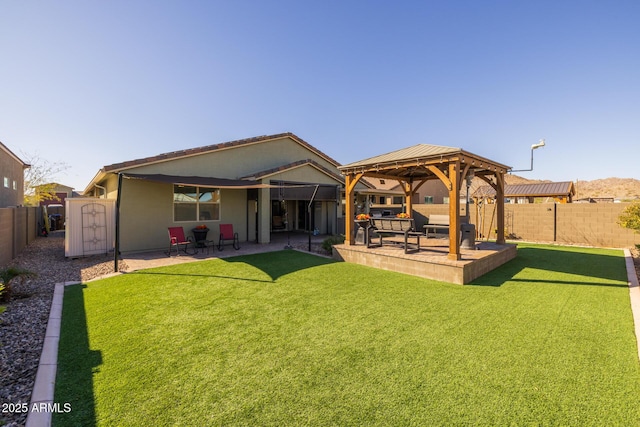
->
[473,181,576,198]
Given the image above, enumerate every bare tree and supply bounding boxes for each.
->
[21,152,68,206]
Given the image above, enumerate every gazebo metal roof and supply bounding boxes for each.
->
[339,144,510,180]
[339,143,511,260]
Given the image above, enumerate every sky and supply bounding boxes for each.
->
[1,1,639,191]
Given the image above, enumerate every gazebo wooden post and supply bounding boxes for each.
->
[495,172,506,244]
[344,172,363,245]
[345,174,354,245]
[448,161,461,260]
[404,181,413,215]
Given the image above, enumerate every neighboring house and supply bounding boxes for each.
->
[473,181,576,204]
[359,178,405,215]
[84,133,365,253]
[0,140,29,207]
[413,180,451,205]
[360,178,452,213]
[37,183,78,206]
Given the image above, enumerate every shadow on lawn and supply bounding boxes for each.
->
[53,284,101,427]
[131,250,337,282]
[223,250,337,281]
[470,246,628,288]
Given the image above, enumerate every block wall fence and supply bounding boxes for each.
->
[413,202,640,249]
[0,207,39,266]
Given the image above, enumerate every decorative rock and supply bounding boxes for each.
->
[0,231,128,427]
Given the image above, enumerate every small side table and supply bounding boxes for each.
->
[200,239,216,255]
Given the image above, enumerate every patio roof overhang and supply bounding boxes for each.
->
[121,173,270,189]
[338,144,511,260]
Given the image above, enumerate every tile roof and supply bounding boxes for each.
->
[102,132,341,172]
[240,159,345,184]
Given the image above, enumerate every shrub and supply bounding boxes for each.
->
[0,267,37,302]
[321,235,345,253]
[618,202,640,233]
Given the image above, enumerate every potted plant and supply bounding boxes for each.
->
[191,224,209,246]
[355,213,371,228]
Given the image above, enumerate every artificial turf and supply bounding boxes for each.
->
[53,244,640,426]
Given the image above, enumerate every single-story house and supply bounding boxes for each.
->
[83,132,367,253]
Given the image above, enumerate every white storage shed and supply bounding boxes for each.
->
[65,198,116,257]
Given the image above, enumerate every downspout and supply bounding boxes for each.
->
[95,184,107,198]
[114,173,123,272]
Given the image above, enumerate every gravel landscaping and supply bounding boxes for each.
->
[0,231,126,427]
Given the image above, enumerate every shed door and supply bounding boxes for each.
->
[82,203,108,255]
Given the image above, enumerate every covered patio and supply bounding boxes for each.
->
[334,144,516,284]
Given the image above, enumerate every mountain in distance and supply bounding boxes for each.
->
[504,175,640,201]
[464,175,640,201]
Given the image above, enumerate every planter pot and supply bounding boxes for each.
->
[192,228,209,247]
[355,220,369,229]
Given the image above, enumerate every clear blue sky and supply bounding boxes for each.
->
[1,1,638,191]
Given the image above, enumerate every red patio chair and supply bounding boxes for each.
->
[167,226,196,256]
[218,223,240,251]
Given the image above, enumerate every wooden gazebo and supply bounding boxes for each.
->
[338,144,511,260]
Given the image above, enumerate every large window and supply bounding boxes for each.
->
[173,185,220,222]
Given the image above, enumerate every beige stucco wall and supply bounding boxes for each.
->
[118,177,250,253]
[265,166,339,185]
[0,149,26,208]
[122,136,339,180]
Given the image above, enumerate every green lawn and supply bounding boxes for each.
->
[54,244,640,426]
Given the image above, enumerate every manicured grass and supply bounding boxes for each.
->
[54,244,640,426]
